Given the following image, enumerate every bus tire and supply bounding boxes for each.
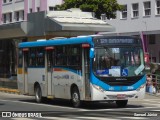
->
[116,100,128,108]
[71,87,81,108]
[35,85,43,103]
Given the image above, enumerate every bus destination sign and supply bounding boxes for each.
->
[100,38,134,44]
[94,37,140,46]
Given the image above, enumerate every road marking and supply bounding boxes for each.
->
[70,117,120,120]
[1,99,160,112]
[150,110,160,112]
[142,103,160,107]
[0,100,159,111]
[119,117,148,119]
[143,99,160,104]
[41,117,68,120]
[35,117,121,120]
[78,106,160,112]
[1,99,154,112]
[0,99,79,111]
[144,99,160,100]
[12,118,33,120]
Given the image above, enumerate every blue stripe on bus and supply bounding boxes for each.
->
[91,73,146,91]
[19,37,93,48]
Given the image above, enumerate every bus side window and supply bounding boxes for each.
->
[55,46,67,66]
[68,45,81,66]
[29,48,36,67]
[28,47,45,67]
[36,48,45,67]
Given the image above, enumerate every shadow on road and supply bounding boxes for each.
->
[19,98,144,110]
[0,103,4,106]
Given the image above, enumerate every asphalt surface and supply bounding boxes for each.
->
[0,91,160,120]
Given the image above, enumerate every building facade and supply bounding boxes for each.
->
[106,0,160,63]
[0,0,64,78]
[0,0,63,24]
[0,0,114,79]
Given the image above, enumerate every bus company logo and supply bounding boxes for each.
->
[54,75,69,79]
[116,78,127,81]
[62,75,69,79]
[54,75,61,79]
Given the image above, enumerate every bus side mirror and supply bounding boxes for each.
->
[90,48,95,58]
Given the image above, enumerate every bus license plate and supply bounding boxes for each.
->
[117,94,126,99]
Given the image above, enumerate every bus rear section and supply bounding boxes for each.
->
[17,36,146,108]
[17,37,92,107]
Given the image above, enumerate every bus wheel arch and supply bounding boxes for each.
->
[34,82,43,103]
[70,84,81,108]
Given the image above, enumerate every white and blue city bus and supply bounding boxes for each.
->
[17,35,146,107]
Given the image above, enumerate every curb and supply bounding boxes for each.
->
[0,88,20,94]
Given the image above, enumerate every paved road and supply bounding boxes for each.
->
[0,92,159,120]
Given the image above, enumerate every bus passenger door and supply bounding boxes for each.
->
[23,49,29,94]
[46,47,55,96]
[82,44,91,100]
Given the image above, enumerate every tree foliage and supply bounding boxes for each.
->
[54,0,122,19]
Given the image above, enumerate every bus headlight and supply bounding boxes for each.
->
[136,84,145,91]
[93,84,105,92]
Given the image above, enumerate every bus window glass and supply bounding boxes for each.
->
[67,45,81,66]
[36,48,45,66]
[29,48,36,66]
[55,46,67,66]
[29,47,45,67]
[93,46,143,77]
[55,45,81,68]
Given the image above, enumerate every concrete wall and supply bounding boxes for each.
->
[147,34,160,63]
[106,0,160,63]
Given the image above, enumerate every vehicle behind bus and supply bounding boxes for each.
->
[17,35,146,107]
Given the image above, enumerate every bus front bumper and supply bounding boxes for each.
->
[90,84,146,101]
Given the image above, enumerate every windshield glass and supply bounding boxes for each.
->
[93,46,144,77]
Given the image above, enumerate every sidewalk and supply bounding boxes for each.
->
[0,78,19,94]
[0,87,20,94]
[145,92,160,98]
[0,78,17,89]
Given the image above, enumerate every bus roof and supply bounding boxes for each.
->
[19,36,93,48]
[19,35,141,48]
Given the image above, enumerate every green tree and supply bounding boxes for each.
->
[54,0,122,19]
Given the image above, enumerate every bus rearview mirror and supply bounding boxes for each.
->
[90,48,95,58]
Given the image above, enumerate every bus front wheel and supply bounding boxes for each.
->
[35,85,43,103]
[116,100,128,108]
[71,87,81,108]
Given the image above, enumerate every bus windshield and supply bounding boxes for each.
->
[93,46,144,77]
